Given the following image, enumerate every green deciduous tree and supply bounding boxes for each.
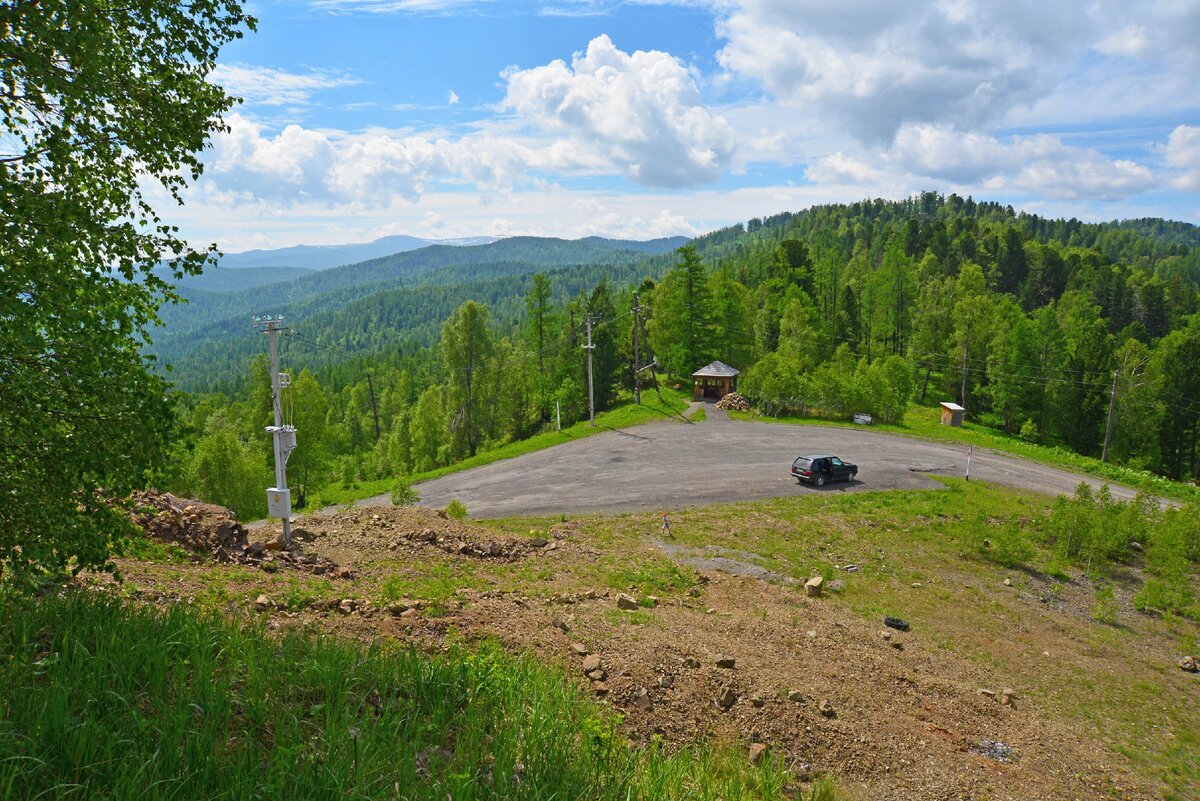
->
[441,301,494,458]
[0,1,253,581]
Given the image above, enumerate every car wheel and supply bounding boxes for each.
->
[816,475,825,487]
[849,471,857,481]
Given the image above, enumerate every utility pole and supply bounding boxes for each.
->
[632,293,641,405]
[584,314,596,427]
[256,315,297,546]
[1102,369,1119,462]
[960,337,969,414]
[366,371,381,442]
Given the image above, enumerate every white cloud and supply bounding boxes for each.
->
[801,124,1158,202]
[500,34,736,187]
[209,64,358,106]
[1166,124,1200,192]
[448,89,460,105]
[804,152,887,185]
[715,0,1086,142]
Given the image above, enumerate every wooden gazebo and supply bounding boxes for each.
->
[692,361,740,401]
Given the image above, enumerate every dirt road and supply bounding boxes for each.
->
[391,406,1147,518]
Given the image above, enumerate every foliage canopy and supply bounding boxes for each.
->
[0,1,254,582]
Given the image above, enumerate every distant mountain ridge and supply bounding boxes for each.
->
[153,234,691,389]
[215,234,501,271]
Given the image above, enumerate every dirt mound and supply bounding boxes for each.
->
[271,505,544,564]
[715,392,751,411]
[129,490,346,577]
[131,490,248,559]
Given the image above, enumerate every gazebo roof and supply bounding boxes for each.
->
[692,360,740,378]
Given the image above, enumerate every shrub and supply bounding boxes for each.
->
[390,479,420,507]
[445,499,468,520]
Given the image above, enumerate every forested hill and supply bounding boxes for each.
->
[167,194,1200,522]
[153,235,688,391]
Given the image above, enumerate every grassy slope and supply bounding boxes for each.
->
[729,402,1200,503]
[476,479,1199,799]
[0,592,812,801]
[312,384,692,509]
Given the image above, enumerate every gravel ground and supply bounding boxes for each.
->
[393,405,1147,518]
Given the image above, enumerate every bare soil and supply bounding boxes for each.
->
[110,501,1194,801]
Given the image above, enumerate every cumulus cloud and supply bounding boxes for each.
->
[209,64,358,106]
[1166,125,1200,192]
[500,34,736,187]
[801,124,1157,201]
[714,0,1090,142]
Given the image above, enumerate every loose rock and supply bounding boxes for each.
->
[1001,688,1017,705]
[715,687,738,710]
[787,690,805,703]
[254,594,272,612]
[616,593,640,611]
[633,689,652,711]
[805,576,824,598]
[582,654,602,674]
[818,699,836,718]
[748,743,768,765]
[1180,655,1198,673]
[883,616,910,632]
[715,655,736,669]
[552,618,571,634]
[570,642,589,656]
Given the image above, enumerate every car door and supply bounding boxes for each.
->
[829,457,848,480]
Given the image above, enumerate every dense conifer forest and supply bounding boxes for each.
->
[162,194,1200,518]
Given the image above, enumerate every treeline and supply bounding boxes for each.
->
[707,194,1200,480]
[172,194,1200,517]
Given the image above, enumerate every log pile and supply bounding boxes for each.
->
[715,392,751,411]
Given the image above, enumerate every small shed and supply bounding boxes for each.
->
[692,361,740,401]
[940,402,965,427]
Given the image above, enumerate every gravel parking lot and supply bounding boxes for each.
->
[404,405,1144,518]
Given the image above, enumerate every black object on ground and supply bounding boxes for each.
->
[884,616,910,631]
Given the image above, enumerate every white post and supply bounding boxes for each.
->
[556,400,561,432]
[259,317,296,546]
[965,445,973,482]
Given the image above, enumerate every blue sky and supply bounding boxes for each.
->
[172,0,1200,251]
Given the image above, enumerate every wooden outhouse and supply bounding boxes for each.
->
[692,361,740,400]
[940,402,965,427]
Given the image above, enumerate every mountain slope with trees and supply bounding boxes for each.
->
[167,195,1200,531]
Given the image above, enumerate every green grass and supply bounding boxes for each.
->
[312,385,691,509]
[0,592,805,801]
[730,402,1200,503]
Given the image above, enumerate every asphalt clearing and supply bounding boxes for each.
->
[395,405,1147,518]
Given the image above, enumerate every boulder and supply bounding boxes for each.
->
[805,576,824,597]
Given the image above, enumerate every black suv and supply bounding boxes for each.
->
[791,454,857,487]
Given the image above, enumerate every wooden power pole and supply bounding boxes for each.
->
[1102,369,1119,462]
